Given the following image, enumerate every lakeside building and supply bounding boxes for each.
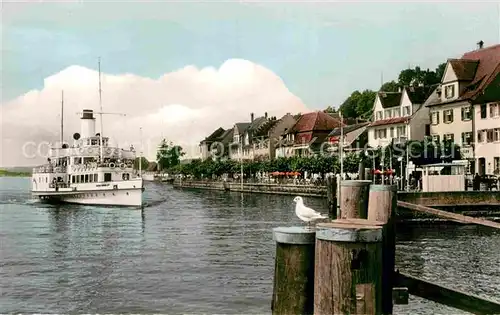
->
[199,127,234,160]
[367,85,434,149]
[275,111,344,157]
[229,113,270,161]
[328,122,370,153]
[426,41,500,175]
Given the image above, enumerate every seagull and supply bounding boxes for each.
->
[293,196,328,229]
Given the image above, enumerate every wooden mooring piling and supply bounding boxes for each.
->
[272,227,316,315]
[272,180,500,315]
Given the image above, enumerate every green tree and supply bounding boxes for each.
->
[339,90,376,119]
[133,157,149,170]
[324,106,337,114]
[380,80,400,92]
[157,139,185,171]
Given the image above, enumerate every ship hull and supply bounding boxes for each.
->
[33,188,143,207]
[32,178,144,207]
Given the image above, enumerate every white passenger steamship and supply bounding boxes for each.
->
[31,108,144,207]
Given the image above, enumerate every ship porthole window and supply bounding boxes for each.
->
[126,192,129,195]
[112,193,115,196]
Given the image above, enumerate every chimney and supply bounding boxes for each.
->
[477,40,484,49]
[265,112,268,119]
[251,112,254,122]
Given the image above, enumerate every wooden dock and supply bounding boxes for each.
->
[271,180,500,315]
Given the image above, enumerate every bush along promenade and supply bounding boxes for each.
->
[167,140,463,181]
[171,155,356,179]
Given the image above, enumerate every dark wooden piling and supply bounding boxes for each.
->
[359,160,365,180]
[326,176,338,219]
[272,227,316,315]
[340,180,372,219]
[368,184,397,315]
[314,220,383,315]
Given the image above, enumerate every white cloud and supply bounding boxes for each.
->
[0,59,309,167]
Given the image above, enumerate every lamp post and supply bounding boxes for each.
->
[397,156,403,190]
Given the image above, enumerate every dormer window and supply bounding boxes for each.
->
[445,85,455,99]
[393,108,401,118]
[376,111,383,120]
[403,106,411,116]
[384,109,392,119]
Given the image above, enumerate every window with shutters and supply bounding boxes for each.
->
[390,127,394,138]
[385,109,392,119]
[397,126,406,137]
[490,103,499,118]
[444,133,454,143]
[445,85,455,99]
[377,129,387,139]
[461,107,472,121]
[494,128,500,142]
[480,103,487,119]
[403,106,411,116]
[443,109,454,123]
[477,130,485,143]
[431,112,440,125]
[487,129,494,143]
[461,132,472,146]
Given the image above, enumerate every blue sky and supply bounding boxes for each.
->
[2,1,500,107]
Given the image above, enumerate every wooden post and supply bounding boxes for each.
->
[368,184,397,315]
[340,180,372,219]
[326,176,337,219]
[359,160,365,180]
[272,227,316,315]
[315,220,383,315]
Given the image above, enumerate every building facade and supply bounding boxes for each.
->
[426,42,500,175]
[368,86,433,148]
[275,111,343,157]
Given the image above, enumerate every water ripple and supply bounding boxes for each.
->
[0,177,498,314]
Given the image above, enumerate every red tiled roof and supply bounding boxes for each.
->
[369,117,410,127]
[291,111,344,133]
[460,44,500,100]
[473,65,500,104]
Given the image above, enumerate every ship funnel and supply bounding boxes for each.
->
[80,109,96,139]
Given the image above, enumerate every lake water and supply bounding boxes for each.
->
[1,177,499,314]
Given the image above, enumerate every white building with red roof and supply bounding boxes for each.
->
[367,85,434,148]
[426,41,500,175]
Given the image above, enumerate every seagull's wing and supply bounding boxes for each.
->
[297,204,327,219]
[297,204,323,218]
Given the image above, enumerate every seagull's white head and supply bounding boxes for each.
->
[293,196,303,203]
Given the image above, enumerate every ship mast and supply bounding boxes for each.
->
[98,58,104,163]
[139,127,143,177]
[60,90,64,148]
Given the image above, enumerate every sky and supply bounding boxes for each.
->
[1,1,499,166]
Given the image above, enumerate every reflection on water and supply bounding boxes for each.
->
[0,177,498,314]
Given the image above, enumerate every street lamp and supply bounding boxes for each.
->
[397,156,403,191]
